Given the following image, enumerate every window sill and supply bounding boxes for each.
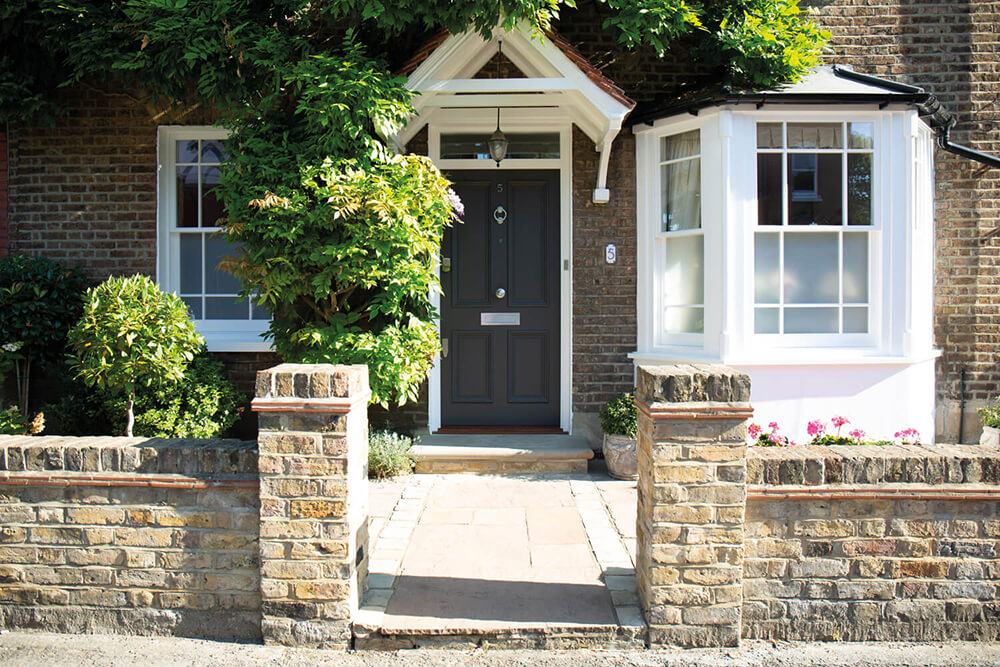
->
[630,348,941,368]
[195,323,272,353]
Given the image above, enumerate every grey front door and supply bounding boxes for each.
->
[441,170,560,427]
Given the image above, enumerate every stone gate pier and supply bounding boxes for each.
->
[634,364,753,648]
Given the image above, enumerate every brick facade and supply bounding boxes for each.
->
[0,128,9,256]
[4,4,1000,441]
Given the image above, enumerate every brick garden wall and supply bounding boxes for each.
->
[744,443,1000,641]
[0,128,9,256]
[0,435,260,641]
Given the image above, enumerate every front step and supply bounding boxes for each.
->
[353,622,646,650]
[410,434,594,474]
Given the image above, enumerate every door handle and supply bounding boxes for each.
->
[495,287,506,299]
[441,338,449,358]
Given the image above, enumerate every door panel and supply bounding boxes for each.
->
[451,331,493,403]
[508,181,549,307]
[507,331,549,403]
[441,170,560,427]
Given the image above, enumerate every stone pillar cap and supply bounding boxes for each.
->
[636,363,750,405]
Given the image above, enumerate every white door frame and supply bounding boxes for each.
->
[425,108,573,433]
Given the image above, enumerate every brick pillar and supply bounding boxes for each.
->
[635,364,752,648]
[252,363,370,648]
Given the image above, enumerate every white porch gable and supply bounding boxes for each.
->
[397,26,635,203]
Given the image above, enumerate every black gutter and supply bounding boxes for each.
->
[833,66,1000,170]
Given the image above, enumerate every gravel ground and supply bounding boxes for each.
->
[2,632,1000,666]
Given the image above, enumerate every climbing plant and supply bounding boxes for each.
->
[0,0,829,406]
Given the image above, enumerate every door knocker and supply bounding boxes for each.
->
[493,205,507,224]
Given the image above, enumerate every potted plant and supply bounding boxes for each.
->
[600,390,638,480]
[979,398,1000,446]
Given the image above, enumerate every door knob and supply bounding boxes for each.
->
[495,287,506,299]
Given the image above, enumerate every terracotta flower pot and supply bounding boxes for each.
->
[603,433,637,480]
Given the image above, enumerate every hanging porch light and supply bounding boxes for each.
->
[487,41,508,167]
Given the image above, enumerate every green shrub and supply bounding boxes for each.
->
[67,275,203,436]
[0,406,43,435]
[0,255,87,412]
[368,431,414,479]
[45,350,242,439]
[600,391,637,438]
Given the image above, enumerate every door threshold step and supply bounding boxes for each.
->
[410,434,594,474]
[353,622,646,650]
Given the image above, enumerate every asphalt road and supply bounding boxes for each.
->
[2,632,1000,666]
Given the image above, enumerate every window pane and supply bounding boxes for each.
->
[788,154,842,225]
[664,306,703,334]
[176,139,199,163]
[843,232,869,303]
[788,123,842,149]
[206,297,249,319]
[182,297,202,320]
[847,153,872,226]
[756,123,783,149]
[849,122,874,149]
[754,233,780,303]
[757,153,783,226]
[179,234,202,295]
[661,159,700,231]
[202,166,224,227]
[439,133,560,159]
[784,232,839,304]
[663,235,704,305]
[755,307,779,334]
[661,129,699,162]
[176,166,199,228]
[204,234,242,294]
[844,307,868,333]
[201,140,226,163]
[785,307,838,333]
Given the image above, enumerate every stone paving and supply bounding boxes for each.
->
[355,469,642,645]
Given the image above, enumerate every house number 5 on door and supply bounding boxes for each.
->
[605,243,617,264]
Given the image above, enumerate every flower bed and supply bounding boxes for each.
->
[751,415,920,447]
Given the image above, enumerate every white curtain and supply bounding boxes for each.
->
[661,130,701,232]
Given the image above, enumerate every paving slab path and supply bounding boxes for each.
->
[356,472,642,645]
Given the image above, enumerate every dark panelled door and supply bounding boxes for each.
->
[441,170,560,426]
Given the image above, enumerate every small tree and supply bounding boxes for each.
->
[67,275,203,437]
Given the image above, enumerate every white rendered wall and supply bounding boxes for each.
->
[734,359,937,444]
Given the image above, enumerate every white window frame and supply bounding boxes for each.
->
[156,126,271,352]
[750,117,880,349]
[633,105,935,367]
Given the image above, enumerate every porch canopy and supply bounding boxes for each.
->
[395,26,636,203]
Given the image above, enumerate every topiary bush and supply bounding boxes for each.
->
[600,391,638,438]
[0,255,87,412]
[368,430,414,479]
[66,274,204,437]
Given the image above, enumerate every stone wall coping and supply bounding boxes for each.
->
[748,443,1000,486]
[0,435,257,476]
[251,395,371,414]
[0,470,258,489]
[254,363,369,401]
[636,399,753,421]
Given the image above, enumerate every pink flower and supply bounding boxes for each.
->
[849,428,866,442]
[768,421,779,431]
[895,428,920,444]
[832,415,849,428]
[749,423,761,439]
[807,420,826,437]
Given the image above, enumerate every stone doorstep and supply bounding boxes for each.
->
[410,435,594,475]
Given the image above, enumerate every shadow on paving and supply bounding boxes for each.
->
[383,575,617,628]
